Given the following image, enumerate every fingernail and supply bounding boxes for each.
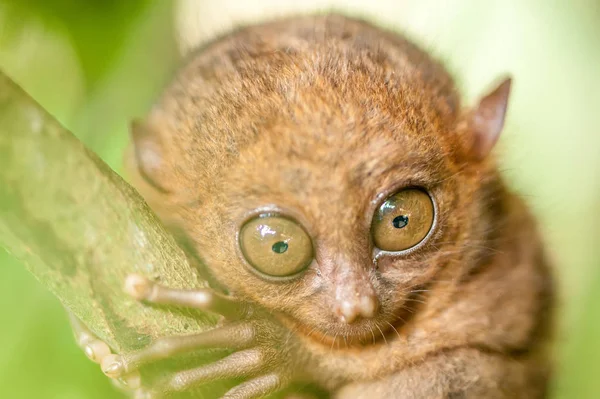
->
[103,363,120,377]
[85,340,111,363]
[101,354,123,378]
[77,332,92,346]
[119,371,141,389]
[124,274,152,300]
[84,345,95,361]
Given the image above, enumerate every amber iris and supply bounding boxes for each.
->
[239,214,313,277]
[372,189,434,251]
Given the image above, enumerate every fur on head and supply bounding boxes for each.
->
[126,14,511,345]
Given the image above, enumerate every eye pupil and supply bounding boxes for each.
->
[392,215,409,229]
[271,241,289,254]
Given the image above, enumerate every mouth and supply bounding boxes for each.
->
[277,303,416,348]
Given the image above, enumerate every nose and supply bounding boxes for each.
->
[324,252,379,324]
[335,293,379,324]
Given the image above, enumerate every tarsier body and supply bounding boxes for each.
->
[72,14,554,398]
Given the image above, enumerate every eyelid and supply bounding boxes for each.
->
[237,205,316,236]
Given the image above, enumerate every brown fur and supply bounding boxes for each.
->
[127,14,554,398]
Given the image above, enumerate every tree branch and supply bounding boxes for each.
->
[0,70,230,395]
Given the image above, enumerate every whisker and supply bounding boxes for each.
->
[405,298,428,305]
[434,241,505,255]
[330,332,338,352]
[375,324,388,345]
[385,321,402,340]
[319,330,328,344]
[400,306,415,314]
[369,326,376,345]
[431,164,469,185]
[305,325,319,339]
[283,324,300,348]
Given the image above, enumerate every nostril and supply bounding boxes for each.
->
[336,295,379,324]
[336,300,355,324]
[359,295,378,318]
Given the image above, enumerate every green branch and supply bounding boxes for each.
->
[0,70,230,396]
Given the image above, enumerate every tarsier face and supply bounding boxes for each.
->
[234,183,438,331]
[129,16,510,345]
[194,119,462,345]
[132,113,470,345]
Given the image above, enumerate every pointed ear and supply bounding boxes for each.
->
[463,77,512,160]
[127,118,171,193]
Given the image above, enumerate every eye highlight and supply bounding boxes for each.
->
[371,188,434,252]
[239,214,313,278]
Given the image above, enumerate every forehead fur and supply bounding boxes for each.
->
[147,14,460,200]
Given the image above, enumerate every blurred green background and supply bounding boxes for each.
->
[0,0,598,398]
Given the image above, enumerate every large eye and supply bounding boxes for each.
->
[239,214,313,277]
[371,188,434,252]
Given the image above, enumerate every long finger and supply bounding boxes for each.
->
[161,349,264,394]
[124,274,249,319]
[101,322,256,378]
[221,373,283,399]
[131,349,267,398]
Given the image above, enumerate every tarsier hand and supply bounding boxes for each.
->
[69,274,297,399]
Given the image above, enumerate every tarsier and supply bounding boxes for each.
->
[69,14,555,399]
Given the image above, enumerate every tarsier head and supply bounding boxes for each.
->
[126,16,511,345]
